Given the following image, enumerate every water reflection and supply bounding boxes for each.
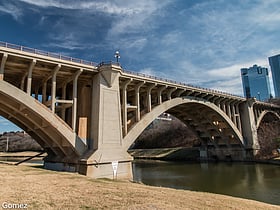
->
[133,160,280,205]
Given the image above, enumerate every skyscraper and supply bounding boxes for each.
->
[268,54,280,98]
[240,64,272,101]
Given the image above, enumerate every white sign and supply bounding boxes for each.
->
[111,161,119,179]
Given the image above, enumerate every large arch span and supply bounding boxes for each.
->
[124,97,244,150]
[0,80,86,162]
[256,110,280,129]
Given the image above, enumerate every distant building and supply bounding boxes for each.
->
[241,64,272,101]
[268,54,280,98]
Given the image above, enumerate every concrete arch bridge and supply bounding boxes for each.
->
[0,42,279,178]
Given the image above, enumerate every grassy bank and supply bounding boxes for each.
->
[0,164,279,210]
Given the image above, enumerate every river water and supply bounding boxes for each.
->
[132,160,280,205]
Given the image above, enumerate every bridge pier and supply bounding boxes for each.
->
[78,63,133,179]
[240,98,260,157]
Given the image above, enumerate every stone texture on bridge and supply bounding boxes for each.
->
[0,42,280,179]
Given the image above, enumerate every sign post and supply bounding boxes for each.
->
[111,161,118,180]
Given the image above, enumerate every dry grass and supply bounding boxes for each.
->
[0,164,279,210]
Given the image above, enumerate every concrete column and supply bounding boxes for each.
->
[121,79,132,136]
[235,103,242,132]
[167,87,177,100]
[146,84,156,112]
[220,100,226,113]
[42,81,47,103]
[72,69,83,132]
[226,102,232,120]
[20,72,28,90]
[240,98,259,153]
[0,53,8,80]
[157,86,166,105]
[26,59,36,95]
[213,97,222,109]
[61,84,67,120]
[80,63,132,179]
[135,82,144,122]
[51,64,61,113]
[35,87,39,100]
[231,103,237,125]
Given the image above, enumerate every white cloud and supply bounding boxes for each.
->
[139,67,155,76]
[45,33,87,50]
[124,38,147,51]
[18,0,161,16]
[249,1,280,30]
[107,0,171,37]
[0,3,22,20]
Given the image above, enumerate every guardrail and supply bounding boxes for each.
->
[123,70,244,99]
[0,41,98,66]
[0,41,245,99]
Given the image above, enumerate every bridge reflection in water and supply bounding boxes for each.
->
[0,41,280,179]
[133,160,280,205]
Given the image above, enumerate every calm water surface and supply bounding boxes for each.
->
[133,160,280,205]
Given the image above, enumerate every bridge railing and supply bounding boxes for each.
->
[0,41,245,99]
[0,41,98,67]
[123,69,244,99]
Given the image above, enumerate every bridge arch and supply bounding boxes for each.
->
[0,80,86,161]
[256,110,280,129]
[124,97,244,150]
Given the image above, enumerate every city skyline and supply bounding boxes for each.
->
[1,0,280,132]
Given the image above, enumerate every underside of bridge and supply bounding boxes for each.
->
[123,98,246,161]
[0,80,87,165]
[256,111,280,158]
[167,103,242,147]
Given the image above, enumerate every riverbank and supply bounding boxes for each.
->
[129,147,280,163]
[0,164,279,209]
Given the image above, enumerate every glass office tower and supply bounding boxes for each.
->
[241,64,272,101]
[268,54,280,98]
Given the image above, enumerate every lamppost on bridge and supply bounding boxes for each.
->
[114,50,120,63]
[257,92,261,101]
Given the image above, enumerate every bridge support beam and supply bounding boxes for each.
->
[78,63,133,179]
[240,99,260,157]
[0,53,7,80]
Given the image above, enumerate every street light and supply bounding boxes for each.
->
[114,50,120,63]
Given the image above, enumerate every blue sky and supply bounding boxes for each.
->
[0,0,280,132]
